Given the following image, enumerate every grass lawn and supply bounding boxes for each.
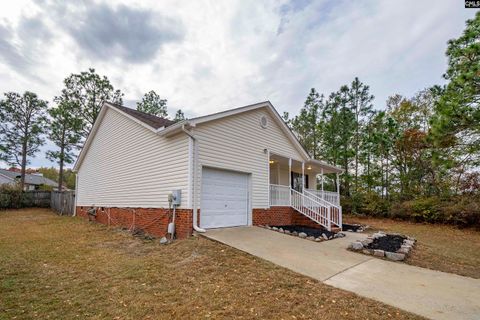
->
[0,209,424,320]
[344,215,480,279]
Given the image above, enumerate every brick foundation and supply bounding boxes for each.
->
[253,206,323,229]
[76,206,193,239]
[76,205,324,239]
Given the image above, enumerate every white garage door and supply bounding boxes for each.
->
[200,167,249,229]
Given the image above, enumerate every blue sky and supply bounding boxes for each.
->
[0,0,477,168]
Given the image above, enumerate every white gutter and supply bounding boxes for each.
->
[181,124,206,233]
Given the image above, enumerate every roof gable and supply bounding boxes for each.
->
[159,101,311,159]
[108,103,174,129]
[74,100,343,173]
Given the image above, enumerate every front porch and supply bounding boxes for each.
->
[268,153,342,231]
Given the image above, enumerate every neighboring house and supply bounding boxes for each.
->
[74,101,343,238]
[0,169,59,191]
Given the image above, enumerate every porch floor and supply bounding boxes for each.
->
[202,226,480,320]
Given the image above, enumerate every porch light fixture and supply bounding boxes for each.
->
[307,166,312,170]
[269,160,275,164]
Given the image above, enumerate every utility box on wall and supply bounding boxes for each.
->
[169,190,181,206]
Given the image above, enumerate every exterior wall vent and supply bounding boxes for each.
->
[260,115,268,128]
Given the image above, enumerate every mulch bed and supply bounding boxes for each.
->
[366,234,406,252]
[276,225,336,239]
[342,223,366,232]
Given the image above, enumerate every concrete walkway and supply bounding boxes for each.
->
[203,226,480,320]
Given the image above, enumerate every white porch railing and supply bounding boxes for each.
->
[269,184,290,206]
[305,189,340,206]
[303,189,342,228]
[291,189,331,230]
[269,184,342,231]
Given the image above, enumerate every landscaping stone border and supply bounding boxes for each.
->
[342,223,369,233]
[348,231,416,261]
[260,225,346,242]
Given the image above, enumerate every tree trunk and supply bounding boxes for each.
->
[20,141,27,191]
[58,151,64,191]
[58,129,66,191]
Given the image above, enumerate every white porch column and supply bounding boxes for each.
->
[336,172,340,195]
[337,172,342,228]
[288,158,292,205]
[267,149,270,206]
[302,161,305,193]
[321,168,324,200]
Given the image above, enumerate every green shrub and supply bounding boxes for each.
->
[442,196,480,227]
[361,193,391,217]
[0,185,23,209]
[386,195,480,227]
[391,197,442,223]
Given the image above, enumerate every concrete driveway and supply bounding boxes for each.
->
[203,226,480,320]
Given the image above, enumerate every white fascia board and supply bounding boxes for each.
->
[107,103,158,133]
[307,159,344,173]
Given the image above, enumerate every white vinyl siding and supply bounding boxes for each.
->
[194,108,304,209]
[77,108,189,208]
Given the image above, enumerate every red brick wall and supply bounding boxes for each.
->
[253,206,323,229]
[252,206,294,226]
[76,206,193,239]
[77,205,324,239]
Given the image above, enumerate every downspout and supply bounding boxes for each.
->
[73,172,79,216]
[181,124,206,233]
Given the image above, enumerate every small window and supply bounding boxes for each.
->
[260,115,268,128]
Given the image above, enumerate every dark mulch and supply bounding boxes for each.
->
[275,225,336,239]
[367,235,406,252]
[342,223,363,232]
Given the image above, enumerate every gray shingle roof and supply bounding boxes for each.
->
[108,102,175,129]
[0,169,57,187]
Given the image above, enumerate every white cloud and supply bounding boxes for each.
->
[0,0,476,168]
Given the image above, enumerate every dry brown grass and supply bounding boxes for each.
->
[0,209,424,320]
[344,215,480,279]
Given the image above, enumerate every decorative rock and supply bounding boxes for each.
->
[284,230,291,234]
[292,231,298,236]
[298,232,307,238]
[322,233,329,240]
[397,247,410,254]
[362,249,373,255]
[159,237,168,245]
[278,228,284,233]
[361,239,373,247]
[315,237,323,242]
[385,252,405,261]
[373,249,385,257]
[272,227,278,231]
[266,226,271,229]
[307,236,315,241]
[336,232,346,238]
[404,239,415,246]
[349,241,363,250]
[372,232,386,239]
